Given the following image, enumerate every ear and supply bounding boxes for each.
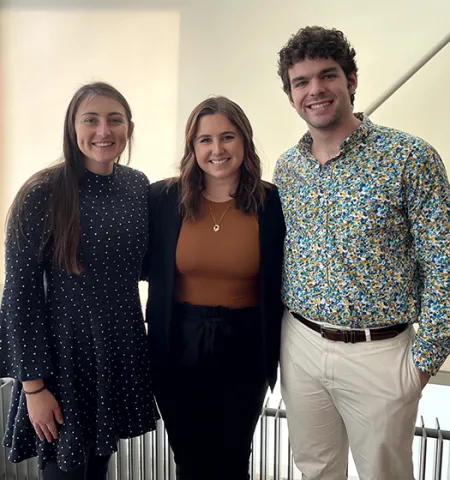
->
[348,72,358,95]
[128,120,135,138]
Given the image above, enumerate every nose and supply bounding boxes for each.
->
[309,78,326,97]
[96,119,111,137]
[211,139,224,155]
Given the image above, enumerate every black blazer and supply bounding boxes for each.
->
[145,180,285,389]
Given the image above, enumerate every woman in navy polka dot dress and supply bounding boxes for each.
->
[0,82,158,479]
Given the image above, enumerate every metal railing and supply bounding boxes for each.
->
[1,378,449,480]
[364,31,450,117]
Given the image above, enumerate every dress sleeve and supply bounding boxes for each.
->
[140,177,151,282]
[0,184,55,381]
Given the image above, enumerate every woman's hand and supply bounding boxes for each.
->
[24,386,64,442]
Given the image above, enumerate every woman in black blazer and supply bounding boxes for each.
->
[146,96,285,480]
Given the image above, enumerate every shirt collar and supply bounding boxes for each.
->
[297,113,373,158]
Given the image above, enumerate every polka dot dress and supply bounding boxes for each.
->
[0,165,158,472]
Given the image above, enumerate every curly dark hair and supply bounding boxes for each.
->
[173,96,266,220]
[277,26,358,105]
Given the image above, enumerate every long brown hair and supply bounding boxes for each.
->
[176,96,266,219]
[7,82,134,274]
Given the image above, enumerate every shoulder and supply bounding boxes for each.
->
[262,181,281,202]
[275,145,299,170]
[369,123,438,158]
[115,164,150,187]
[260,182,284,223]
[273,144,302,187]
[369,123,445,175]
[13,176,53,220]
[23,182,52,206]
[149,178,179,199]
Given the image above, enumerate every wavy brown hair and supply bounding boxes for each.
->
[175,96,266,220]
[278,26,358,105]
[7,82,134,274]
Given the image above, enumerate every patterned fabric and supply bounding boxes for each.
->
[0,165,158,471]
[273,113,450,375]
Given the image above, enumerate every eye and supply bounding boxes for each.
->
[294,81,307,88]
[198,137,211,144]
[83,117,98,125]
[223,134,235,141]
[324,74,336,80]
[109,117,124,125]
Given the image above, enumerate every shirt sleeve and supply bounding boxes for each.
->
[272,154,285,188]
[403,141,450,375]
[0,184,54,381]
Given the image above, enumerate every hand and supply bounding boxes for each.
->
[416,368,431,390]
[25,389,64,442]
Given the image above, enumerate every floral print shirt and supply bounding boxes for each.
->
[274,113,450,375]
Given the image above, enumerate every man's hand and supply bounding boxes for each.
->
[417,368,431,390]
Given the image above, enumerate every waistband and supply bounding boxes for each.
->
[291,311,409,343]
[174,302,259,320]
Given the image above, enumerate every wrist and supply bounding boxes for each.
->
[23,384,46,395]
[22,379,44,390]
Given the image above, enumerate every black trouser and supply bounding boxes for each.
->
[155,303,268,480]
[40,447,111,480]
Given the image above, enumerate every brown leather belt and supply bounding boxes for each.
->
[291,312,408,343]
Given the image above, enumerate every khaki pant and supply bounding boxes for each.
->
[280,309,422,480]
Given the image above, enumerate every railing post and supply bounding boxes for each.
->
[419,416,428,480]
[434,418,443,480]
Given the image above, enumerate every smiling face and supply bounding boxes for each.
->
[288,57,357,132]
[74,94,132,174]
[193,113,244,186]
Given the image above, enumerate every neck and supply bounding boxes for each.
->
[203,175,239,202]
[309,113,361,165]
[84,159,115,176]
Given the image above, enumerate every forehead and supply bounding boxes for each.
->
[196,113,237,134]
[76,94,126,116]
[288,57,343,80]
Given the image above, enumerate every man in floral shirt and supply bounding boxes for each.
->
[274,25,450,480]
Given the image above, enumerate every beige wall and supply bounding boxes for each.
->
[176,0,450,177]
[0,7,180,242]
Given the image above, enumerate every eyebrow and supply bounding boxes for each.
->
[290,66,339,84]
[196,131,236,140]
[81,112,125,117]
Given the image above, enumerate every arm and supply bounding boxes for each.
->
[0,185,54,380]
[403,142,450,377]
[0,185,63,440]
[140,176,152,281]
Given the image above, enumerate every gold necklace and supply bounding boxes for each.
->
[208,201,232,232]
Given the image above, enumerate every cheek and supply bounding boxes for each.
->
[75,127,89,149]
[193,146,205,163]
[235,145,245,166]
[118,128,129,144]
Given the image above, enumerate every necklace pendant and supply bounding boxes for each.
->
[213,224,220,232]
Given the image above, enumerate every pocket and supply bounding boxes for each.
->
[407,351,422,394]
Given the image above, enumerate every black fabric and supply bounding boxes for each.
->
[155,303,268,480]
[40,447,111,480]
[145,180,285,390]
[0,165,158,471]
